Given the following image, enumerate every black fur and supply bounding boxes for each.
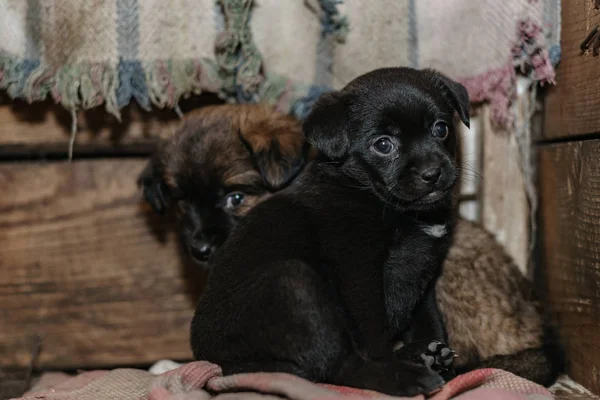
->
[138,151,173,215]
[190,67,470,396]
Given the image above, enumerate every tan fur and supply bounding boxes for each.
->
[237,104,305,160]
[157,104,306,210]
[437,219,545,368]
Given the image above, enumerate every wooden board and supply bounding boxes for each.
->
[0,93,222,156]
[0,160,205,369]
[538,140,600,394]
[552,375,600,400]
[544,0,600,139]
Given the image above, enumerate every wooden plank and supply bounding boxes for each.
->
[457,109,482,222]
[0,160,204,369]
[0,94,222,153]
[539,139,600,394]
[544,0,600,139]
[551,375,600,400]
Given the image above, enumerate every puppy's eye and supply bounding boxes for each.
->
[224,192,245,210]
[372,137,394,155]
[432,122,449,139]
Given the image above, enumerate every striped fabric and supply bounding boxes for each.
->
[0,0,560,126]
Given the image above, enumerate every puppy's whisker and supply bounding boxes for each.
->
[458,164,486,183]
[450,191,464,200]
[458,174,480,184]
[458,172,487,187]
[459,168,487,184]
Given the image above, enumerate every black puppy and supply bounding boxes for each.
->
[191,67,470,396]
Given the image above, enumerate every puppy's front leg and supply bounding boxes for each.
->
[383,256,433,337]
[384,228,455,378]
[383,232,449,338]
[333,262,393,359]
[396,285,457,380]
[404,284,447,342]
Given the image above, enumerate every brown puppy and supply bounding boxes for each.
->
[138,104,311,265]
[436,219,563,385]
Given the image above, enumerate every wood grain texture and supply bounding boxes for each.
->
[544,0,600,139]
[552,375,600,400]
[539,140,600,394]
[0,160,205,369]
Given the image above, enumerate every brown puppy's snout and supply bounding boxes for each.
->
[190,239,216,261]
[190,230,225,262]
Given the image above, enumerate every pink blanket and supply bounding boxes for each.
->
[13,362,552,400]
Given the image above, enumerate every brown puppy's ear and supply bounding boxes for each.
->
[427,69,470,128]
[303,91,349,160]
[239,113,309,191]
[137,151,171,215]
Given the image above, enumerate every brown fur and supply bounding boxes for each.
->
[435,219,562,385]
[437,219,544,366]
[139,104,310,264]
[160,104,306,205]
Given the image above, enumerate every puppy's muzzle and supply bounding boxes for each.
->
[189,232,224,262]
[418,167,442,185]
[190,241,217,262]
[412,164,443,187]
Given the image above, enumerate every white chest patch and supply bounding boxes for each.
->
[422,224,448,238]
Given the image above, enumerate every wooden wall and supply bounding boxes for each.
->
[539,0,600,394]
[539,141,600,394]
[0,96,220,370]
[1,46,587,389]
[0,98,535,373]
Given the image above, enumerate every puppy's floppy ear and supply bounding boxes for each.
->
[239,114,309,191]
[429,70,471,128]
[137,152,171,215]
[303,91,349,160]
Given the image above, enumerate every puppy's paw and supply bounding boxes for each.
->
[395,339,456,378]
[423,340,456,373]
[394,361,446,397]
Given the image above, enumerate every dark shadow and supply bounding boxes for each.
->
[176,241,210,308]
[138,200,174,245]
[2,92,224,151]
[137,200,209,308]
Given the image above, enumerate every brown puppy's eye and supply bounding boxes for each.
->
[432,121,449,139]
[373,137,394,155]
[224,192,245,210]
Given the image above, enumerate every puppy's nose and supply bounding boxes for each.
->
[190,242,214,261]
[420,167,441,184]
